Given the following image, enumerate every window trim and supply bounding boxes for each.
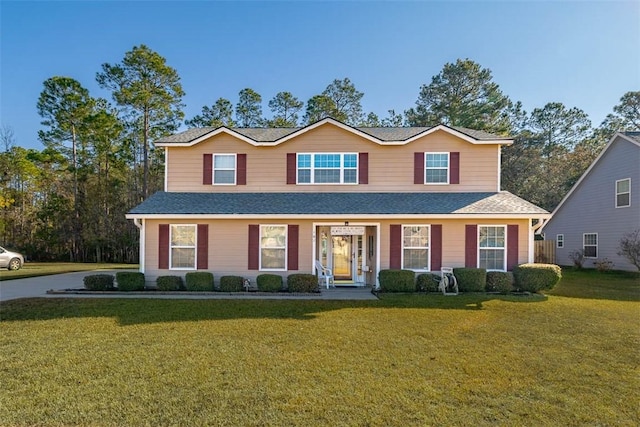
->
[556,234,564,249]
[212,153,237,185]
[425,152,450,185]
[169,224,197,271]
[259,224,287,271]
[583,233,598,259]
[401,224,431,272]
[478,225,507,271]
[296,153,359,185]
[615,178,631,208]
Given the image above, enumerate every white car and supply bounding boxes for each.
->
[0,246,24,270]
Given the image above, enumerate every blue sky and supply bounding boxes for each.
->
[1,1,639,149]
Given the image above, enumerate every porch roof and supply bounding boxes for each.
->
[128,191,549,217]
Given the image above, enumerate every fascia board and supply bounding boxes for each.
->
[126,213,551,220]
[155,118,513,148]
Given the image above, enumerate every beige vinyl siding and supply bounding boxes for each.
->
[167,125,500,193]
[143,217,530,284]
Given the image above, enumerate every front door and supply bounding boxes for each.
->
[331,235,352,280]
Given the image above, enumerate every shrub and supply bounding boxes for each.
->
[116,272,146,291]
[219,275,244,292]
[485,271,513,294]
[568,249,585,269]
[257,274,283,292]
[593,258,614,273]
[617,229,640,271]
[185,272,214,291]
[378,269,416,292]
[453,268,486,292]
[84,274,114,291]
[156,275,184,291]
[513,263,562,292]
[416,273,440,292]
[287,274,319,293]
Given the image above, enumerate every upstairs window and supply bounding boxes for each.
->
[557,234,564,248]
[213,154,236,184]
[616,178,631,208]
[583,233,598,258]
[297,153,358,184]
[425,152,449,184]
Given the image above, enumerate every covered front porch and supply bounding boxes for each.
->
[312,222,379,288]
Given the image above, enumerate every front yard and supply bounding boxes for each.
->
[0,269,638,426]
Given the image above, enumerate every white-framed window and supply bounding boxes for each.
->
[213,154,236,185]
[402,225,430,271]
[297,153,358,184]
[170,224,196,270]
[479,225,506,271]
[583,233,598,258]
[260,225,287,270]
[556,234,564,248]
[425,152,449,184]
[616,178,631,208]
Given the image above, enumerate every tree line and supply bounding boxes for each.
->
[1,45,638,262]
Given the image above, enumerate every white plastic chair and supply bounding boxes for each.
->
[314,260,334,289]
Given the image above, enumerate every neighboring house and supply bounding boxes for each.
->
[542,132,640,271]
[126,118,549,287]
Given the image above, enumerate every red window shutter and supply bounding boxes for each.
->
[158,224,169,269]
[237,153,247,185]
[431,224,442,272]
[197,224,209,270]
[414,152,424,184]
[248,224,259,270]
[358,152,368,184]
[286,153,296,184]
[507,224,519,271]
[450,152,460,184]
[465,224,478,268]
[288,224,299,271]
[203,154,212,185]
[390,224,402,269]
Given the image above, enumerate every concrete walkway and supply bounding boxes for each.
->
[0,271,378,302]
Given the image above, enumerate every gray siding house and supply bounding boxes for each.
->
[542,132,640,271]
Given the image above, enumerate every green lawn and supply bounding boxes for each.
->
[0,269,638,426]
[0,262,137,281]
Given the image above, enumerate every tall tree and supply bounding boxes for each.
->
[303,94,338,124]
[267,91,303,127]
[37,76,95,260]
[186,98,235,128]
[528,102,592,154]
[96,44,184,199]
[596,91,640,142]
[303,78,365,125]
[405,58,511,134]
[235,88,263,127]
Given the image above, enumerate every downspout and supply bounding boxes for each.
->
[528,218,546,263]
[133,218,145,274]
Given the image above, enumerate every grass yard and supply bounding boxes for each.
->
[0,270,638,426]
[0,262,137,281]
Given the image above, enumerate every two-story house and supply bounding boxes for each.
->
[542,132,640,271]
[126,118,550,287]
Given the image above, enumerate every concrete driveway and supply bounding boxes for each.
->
[0,270,136,302]
[0,271,378,302]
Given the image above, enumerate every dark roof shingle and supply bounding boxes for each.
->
[129,192,548,216]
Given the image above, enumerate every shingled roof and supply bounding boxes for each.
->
[154,118,510,145]
[128,191,548,217]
